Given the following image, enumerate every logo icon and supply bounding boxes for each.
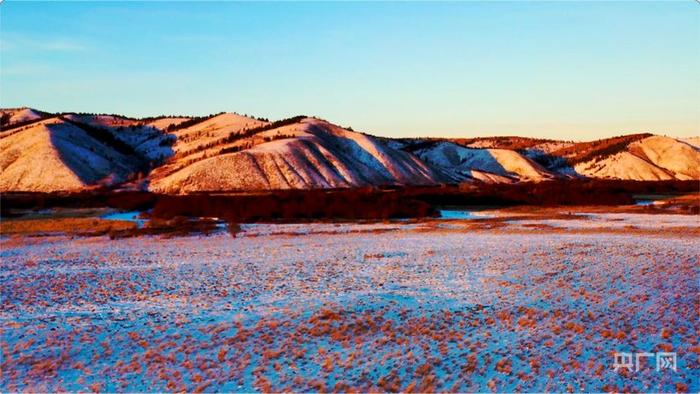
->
[613,352,678,373]
[657,352,677,372]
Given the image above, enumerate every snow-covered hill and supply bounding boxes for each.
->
[573,136,700,181]
[0,108,48,128]
[629,136,700,180]
[409,141,555,183]
[149,118,441,193]
[0,108,698,192]
[0,118,145,192]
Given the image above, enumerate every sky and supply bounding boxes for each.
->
[0,1,698,140]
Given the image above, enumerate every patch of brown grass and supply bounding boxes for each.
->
[107,217,227,239]
[0,217,136,236]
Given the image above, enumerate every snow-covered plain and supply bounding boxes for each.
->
[1,216,698,392]
[508,212,699,230]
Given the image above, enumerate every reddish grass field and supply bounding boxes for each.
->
[1,211,698,392]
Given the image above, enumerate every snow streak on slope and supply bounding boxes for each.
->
[150,118,441,193]
[0,119,141,192]
[412,141,554,183]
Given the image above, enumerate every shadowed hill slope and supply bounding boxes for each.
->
[0,118,152,192]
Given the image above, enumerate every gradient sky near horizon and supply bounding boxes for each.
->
[1,1,698,140]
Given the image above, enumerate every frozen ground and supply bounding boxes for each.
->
[1,214,698,392]
[508,212,699,230]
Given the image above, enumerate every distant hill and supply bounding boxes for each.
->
[1,108,698,193]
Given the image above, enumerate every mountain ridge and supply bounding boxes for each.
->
[1,108,698,193]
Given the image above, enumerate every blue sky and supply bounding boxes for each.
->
[1,1,698,140]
